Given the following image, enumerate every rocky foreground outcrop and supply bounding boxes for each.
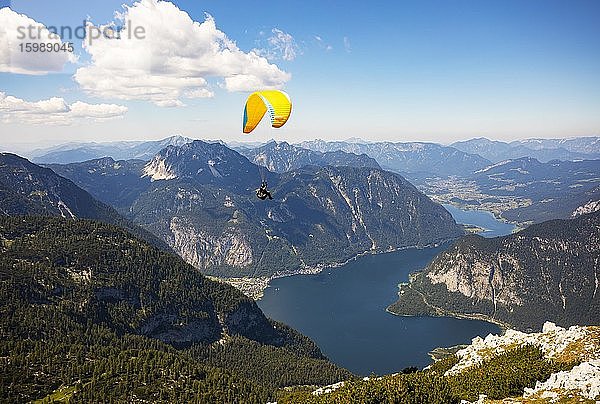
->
[292,322,600,403]
[452,322,600,403]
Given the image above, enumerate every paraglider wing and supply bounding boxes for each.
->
[243,93,268,134]
[243,90,292,134]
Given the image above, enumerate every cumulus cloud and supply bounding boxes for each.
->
[0,7,77,75]
[74,0,291,106]
[0,92,127,125]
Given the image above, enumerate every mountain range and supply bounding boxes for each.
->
[451,136,600,162]
[48,141,464,278]
[389,211,600,331]
[293,138,600,224]
[239,140,381,173]
[29,135,195,164]
[0,152,168,250]
[297,139,491,177]
[12,134,600,250]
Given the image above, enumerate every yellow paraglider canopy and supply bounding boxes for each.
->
[243,90,292,134]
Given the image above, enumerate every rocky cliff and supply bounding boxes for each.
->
[48,141,464,278]
[0,153,168,250]
[240,140,380,173]
[389,211,600,331]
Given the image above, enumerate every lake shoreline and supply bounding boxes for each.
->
[225,236,460,300]
[225,204,519,299]
[385,305,509,333]
[386,274,510,333]
[253,206,515,374]
[441,203,524,233]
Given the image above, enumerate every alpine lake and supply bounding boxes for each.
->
[258,205,515,375]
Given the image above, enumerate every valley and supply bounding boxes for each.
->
[414,158,600,225]
[47,140,465,279]
[257,205,514,375]
[2,135,599,402]
[2,0,599,400]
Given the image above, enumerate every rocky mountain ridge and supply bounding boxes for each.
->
[280,321,600,403]
[48,141,464,279]
[30,135,195,164]
[297,139,491,177]
[0,153,168,250]
[389,211,600,331]
[239,140,381,173]
[452,136,600,162]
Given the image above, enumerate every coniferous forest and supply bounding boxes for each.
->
[0,216,351,402]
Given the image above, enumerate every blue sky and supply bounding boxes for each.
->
[1,0,599,149]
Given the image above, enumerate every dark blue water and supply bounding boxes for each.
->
[443,204,516,237]
[258,207,511,375]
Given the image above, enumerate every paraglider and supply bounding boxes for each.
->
[256,181,273,200]
[242,90,292,200]
[243,90,292,134]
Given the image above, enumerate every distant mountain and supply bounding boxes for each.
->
[471,157,599,195]
[31,135,194,164]
[49,141,464,278]
[226,139,274,151]
[239,140,381,173]
[389,211,600,331]
[516,137,600,155]
[0,152,127,220]
[0,152,169,250]
[46,158,150,212]
[503,184,600,224]
[297,139,490,177]
[450,138,517,162]
[471,157,600,223]
[451,137,600,163]
[142,140,265,189]
[0,216,350,402]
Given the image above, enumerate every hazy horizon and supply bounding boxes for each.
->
[2,133,600,156]
[1,0,599,149]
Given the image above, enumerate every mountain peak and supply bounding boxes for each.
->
[240,140,381,173]
[342,137,373,144]
[142,140,262,187]
[161,134,194,146]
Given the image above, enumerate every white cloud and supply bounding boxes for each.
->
[314,35,332,51]
[0,7,77,75]
[69,101,128,119]
[266,28,300,61]
[0,92,127,125]
[74,0,291,106]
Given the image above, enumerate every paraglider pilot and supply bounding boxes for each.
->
[256,181,273,200]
